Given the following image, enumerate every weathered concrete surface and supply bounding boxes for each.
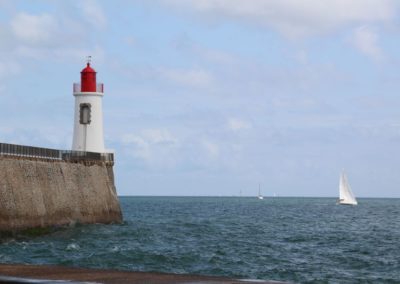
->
[0,156,122,232]
[0,264,289,284]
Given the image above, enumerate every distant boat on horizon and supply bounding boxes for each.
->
[337,170,357,205]
[258,184,264,200]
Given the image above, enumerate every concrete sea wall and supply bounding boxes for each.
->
[0,156,122,232]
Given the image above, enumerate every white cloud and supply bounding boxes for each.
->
[350,26,383,62]
[162,0,396,38]
[228,118,252,131]
[122,134,151,161]
[11,13,59,45]
[159,67,213,87]
[121,129,179,166]
[203,140,219,158]
[122,128,178,148]
[141,128,178,145]
[77,0,107,29]
[173,34,236,65]
[15,45,105,62]
[0,60,20,79]
[110,59,214,89]
[5,9,106,63]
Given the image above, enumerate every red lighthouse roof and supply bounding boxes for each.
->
[81,63,96,73]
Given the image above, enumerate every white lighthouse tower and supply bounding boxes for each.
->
[72,59,105,153]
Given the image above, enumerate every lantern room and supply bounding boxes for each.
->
[73,61,104,93]
[81,63,97,92]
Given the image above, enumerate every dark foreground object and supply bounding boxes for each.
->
[0,264,287,284]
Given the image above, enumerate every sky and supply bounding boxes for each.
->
[0,0,400,197]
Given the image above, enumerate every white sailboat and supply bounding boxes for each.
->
[258,184,264,200]
[338,171,357,205]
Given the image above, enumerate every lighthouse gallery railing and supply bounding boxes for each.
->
[73,83,104,93]
[0,143,114,163]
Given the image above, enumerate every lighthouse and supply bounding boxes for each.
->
[72,59,105,153]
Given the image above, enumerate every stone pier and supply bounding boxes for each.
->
[0,156,122,233]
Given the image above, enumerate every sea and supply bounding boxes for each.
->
[0,197,399,283]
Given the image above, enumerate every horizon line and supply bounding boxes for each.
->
[117,195,400,199]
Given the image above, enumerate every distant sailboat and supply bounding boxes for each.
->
[337,171,357,205]
[258,184,264,200]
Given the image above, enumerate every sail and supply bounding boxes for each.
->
[339,172,357,205]
[258,184,263,199]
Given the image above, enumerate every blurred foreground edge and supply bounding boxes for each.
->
[0,264,291,284]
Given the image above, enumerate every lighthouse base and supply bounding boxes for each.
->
[0,156,122,233]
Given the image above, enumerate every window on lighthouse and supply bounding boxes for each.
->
[80,103,91,125]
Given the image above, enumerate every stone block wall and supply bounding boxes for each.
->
[0,156,122,232]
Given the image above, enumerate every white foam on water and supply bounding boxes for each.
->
[239,279,290,283]
[66,243,80,251]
